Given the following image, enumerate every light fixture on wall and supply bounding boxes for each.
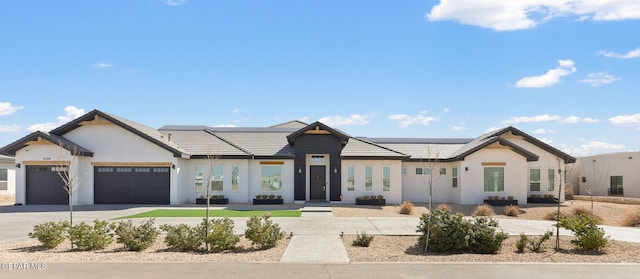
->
[334,167,338,174]
[171,164,175,170]
[298,167,302,174]
[464,166,468,172]
[15,163,21,168]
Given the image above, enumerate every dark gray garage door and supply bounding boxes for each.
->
[94,167,170,204]
[26,165,69,205]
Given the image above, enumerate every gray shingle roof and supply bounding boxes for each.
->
[341,138,408,158]
[158,130,250,157]
[270,120,308,129]
[212,130,294,158]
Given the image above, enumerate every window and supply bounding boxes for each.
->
[440,168,447,175]
[548,169,555,191]
[423,168,430,175]
[484,167,504,192]
[311,155,325,163]
[231,165,240,192]
[610,176,623,196]
[116,168,132,173]
[97,167,113,173]
[529,169,540,191]
[452,167,458,188]
[383,166,390,192]
[153,168,169,173]
[0,168,7,191]
[261,165,282,191]
[415,168,422,175]
[347,166,355,192]
[211,165,224,192]
[364,166,373,191]
[195,165,204,192]
[135,168,150,173]
[401,167,406,175]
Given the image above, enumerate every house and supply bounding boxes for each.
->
[0,155,16,205]
[571,152,640,198]
[0,109,575,206]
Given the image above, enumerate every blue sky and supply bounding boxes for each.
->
[1,0,639,156]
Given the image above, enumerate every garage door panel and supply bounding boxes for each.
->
[94,166,169,204]
[26,166,69,205]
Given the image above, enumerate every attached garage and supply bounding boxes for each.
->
[94,166,170,204]
[26,165,69,205]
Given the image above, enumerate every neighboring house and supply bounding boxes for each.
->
[573,152,640,198]
[0,155,16,205]
[0,109,575,206]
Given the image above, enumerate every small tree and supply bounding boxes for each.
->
[201,147,221,252]
[421,145,443,253]
[55,140,89,246]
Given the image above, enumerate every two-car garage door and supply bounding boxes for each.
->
[94,166,170,204]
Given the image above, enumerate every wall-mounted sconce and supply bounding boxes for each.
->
[298,167,302,174]
[171,164,175,170]
[15,163,21,168]
[629,157,633,160]
[334,167,338,174]
[464,166,468,172]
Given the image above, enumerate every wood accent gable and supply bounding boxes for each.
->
[304,126,332,135]
[25,137,55,146]
[79,115,115,126]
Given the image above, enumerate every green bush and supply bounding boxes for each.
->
[68,220,113,250]
[244,214,284,249]
[417,209,471,253]
[352,231,374,247]
[205,217,239,252]
[558,214,608,251]
[160,223,204,252]
[468,217,508,254]
[529,231,553,252]
[113,218,159,251]
[515,233,528,253]
[28,221,70,249]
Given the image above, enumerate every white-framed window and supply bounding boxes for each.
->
[364,166,373,192]
[231,165,240,192]
[195,165,204,192]
[548,169,555,191]
[415,168,422,175]
[452,167,458,188]
[261,165,282,191]
[484,167,504,192]
[529,168,541,191]
[401,167,406,175]
[423,168,430,175]
[311,155,325,163]
[347,165,355,192]
[0,168,7,191]
[383,166,390,192]
[440,168,447,175]
[211,165,224,192]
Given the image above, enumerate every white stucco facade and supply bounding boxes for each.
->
[0,159,16,204]
[577,151,640,198]
[341,159,403,205]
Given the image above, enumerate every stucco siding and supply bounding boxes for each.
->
[341,159,402,205]
[400,162,456,204]
[578,152,640,198]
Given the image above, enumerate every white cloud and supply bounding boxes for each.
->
[564,141,627,156]
[609,113,640,130]
[579,72,621,87]
[298,116,310,123]
[533,128,554,134]
[502,114,562,124]
[516,59,576,88]
[214,124,236,128]
[0,102,24,116]
[443,108,450,113]
[485,127,504,133]
[539,138,553,144]
[232,108,240,113]
[93,63,113,68]
[598,48,640,59]
[561,116,599,124]
[388,112,437,128]
[0,124,20,133]
[427,1,640,31]
[27,106,86,132]
[319,114,370,126]
[451,125,466,131]
[166,0,187,6]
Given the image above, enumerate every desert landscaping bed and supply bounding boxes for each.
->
[343,235,640,263]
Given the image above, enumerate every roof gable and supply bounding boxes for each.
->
[487,126,576,163]
[286,121,350,145]
[450,137,539,162]
[0,131,93,157]
[50,110,187,158]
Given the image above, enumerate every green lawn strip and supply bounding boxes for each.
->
[116,209,301,219]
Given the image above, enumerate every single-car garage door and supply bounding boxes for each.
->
[26,165,69,205]
[94,166,170,204]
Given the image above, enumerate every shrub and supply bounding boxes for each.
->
[68,220,113,251]
[571,207,602,224]
[558,214,608,251]
[160,223,204,252]
[473,204,495,217]
[417,209,471,253]
[621,207,640,227]
[113,218,159,251]
[468,217,508,254]
[529,230,553,253]
[503,205,519,217]
[515,233,528,253]
[205,217,239,252]
[399,201,414,215]
[352,231,374,247]
[245,214,284,249]
[543,209,570,221]
[28,221,70,249]
[435,203,451,212]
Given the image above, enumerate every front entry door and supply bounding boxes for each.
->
[309,166,326,200]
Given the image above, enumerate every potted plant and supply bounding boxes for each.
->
[484,195,517,206]
[356,195,386,206]
[196,194,229,205]
[253,193,283,205]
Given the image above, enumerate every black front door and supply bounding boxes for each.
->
[310,166,326,200]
